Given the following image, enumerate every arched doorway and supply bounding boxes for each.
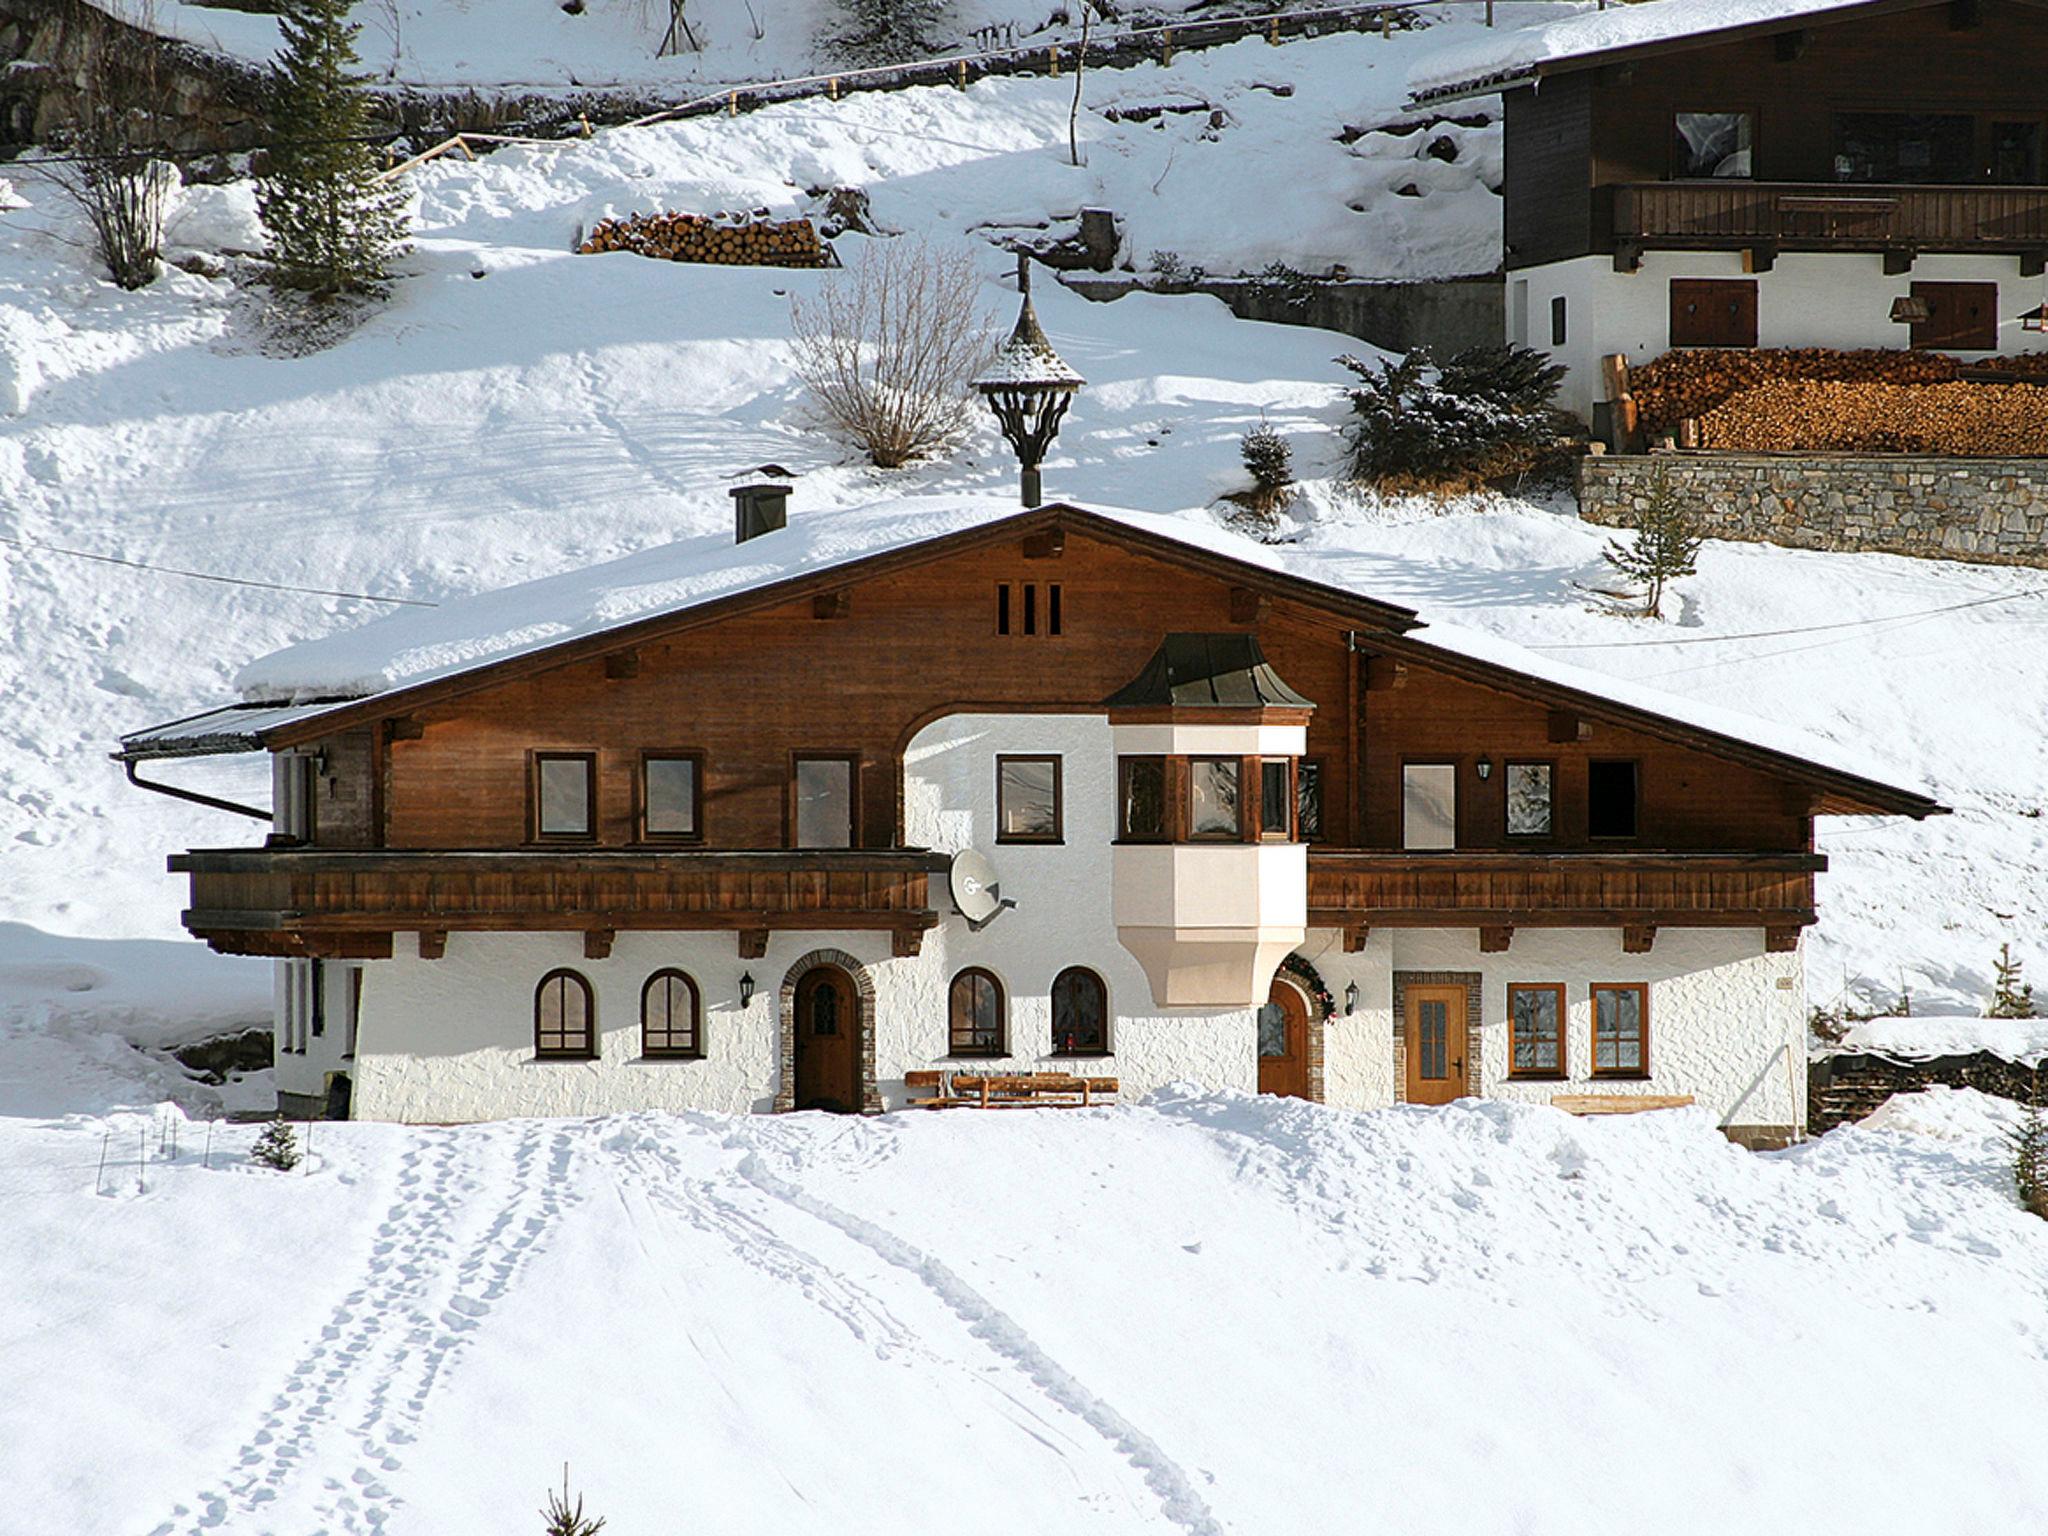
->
[792,965,862,1112]
[1258,976,1311,1099]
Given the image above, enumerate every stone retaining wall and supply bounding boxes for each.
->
[1579,452,2048,569]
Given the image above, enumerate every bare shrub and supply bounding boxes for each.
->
[789,238,994,468]
[41,2,175,290]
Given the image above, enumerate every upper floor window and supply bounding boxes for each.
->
[997,756,1062,843]
[1402,763,1457,850]
[1188,758,1242,840]
[641,969,701,1059]
[793,754,856,848]
[948,968,1006,1057]
[1833,111,1972,184]
[1258,759,1293,840]
[1673,111,1752,179]
[641,753,702,841]
[1118,756,1168,841]
[996,581,1063,637]
[533,753,596,841]
[535,969,596,1059]
[1051,967,1109,1056]
[1296,758,1325,843]
[1591,983,1649,1077]
[1587,760,1639,840]
[274,752,317,842]
[1505,761,1554,837]
[1508,983,1565,1079]
[1992,121,2041,186]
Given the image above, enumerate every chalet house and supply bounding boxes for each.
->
[119,496,1941,1143]
[1410,0,2048,418]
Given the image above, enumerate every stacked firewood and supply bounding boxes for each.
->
[1699,379,2048,455]
[1633,348,1958,431]
[578,211,827,267]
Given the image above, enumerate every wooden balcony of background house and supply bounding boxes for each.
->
[1607,183,2048,269]
[169,848,949,960]
[1306,850,1824,951]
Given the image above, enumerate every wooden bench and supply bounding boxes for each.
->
[1550,1093,1695,1116]
[904,1070,1120,1109]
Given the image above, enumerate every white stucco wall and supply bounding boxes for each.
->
[273,957,362,1109]
[1513,251,2048,419]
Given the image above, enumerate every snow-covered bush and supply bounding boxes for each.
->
[822,0,952,66]
[788,238,993,468]
[42,4,175,290]
[1337,344,1563,491]
[251,1114,301,1172]
[1238,421,1293,518]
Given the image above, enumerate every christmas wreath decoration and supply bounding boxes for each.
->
[1277,952,1337,1022]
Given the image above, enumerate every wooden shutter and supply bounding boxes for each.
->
[1668,279,1758,348]
[1909,282,1998,351]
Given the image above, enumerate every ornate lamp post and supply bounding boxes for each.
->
[975,253,1084,508]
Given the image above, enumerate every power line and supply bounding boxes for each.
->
[1531,585,2047,650]
[0,534,437,606]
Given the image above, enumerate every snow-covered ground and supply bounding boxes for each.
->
[5,1083,2045,1534]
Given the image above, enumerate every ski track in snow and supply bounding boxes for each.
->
[149,1123,577,1536]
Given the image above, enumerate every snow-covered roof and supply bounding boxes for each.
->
[1409,0,1888,101]
[119,493,1940,814]
[1822,1016,2048,1066]
[975,298,1085,390]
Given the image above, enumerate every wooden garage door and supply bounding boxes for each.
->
[1669,279,1759,348]
[1909,282,1998,351]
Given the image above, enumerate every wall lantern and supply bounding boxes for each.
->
[1343,980,1359,1016]
[2022,304,2048,333]
[974,253,1085,509]
[738,971,756,1008]
[1475,755,1494,781]
[1889,295,1932,325]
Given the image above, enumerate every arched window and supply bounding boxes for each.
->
[534,969,596,1059]
[1051,968,1109,1057]
[948,968,1006,1057]
[641,969,702,1059]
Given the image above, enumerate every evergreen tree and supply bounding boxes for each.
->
[1601,466,1703,619]
[2012,1074,2047,1220]
[541,1467,606,1536]
[1240,421,1293,493]
[251,1113,301,1172]
[257,0,410,295]
[824,0,951,67]
[1990,942,2037,1018]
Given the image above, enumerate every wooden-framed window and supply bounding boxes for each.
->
[1118,756,1169,842]
[535,969,596,1060]
[1909,282,1998,351]
[640,969,701,1059]
[1051,967,1109,1057]
[1669,279,1758,349]
[996,755,1062,844]
[531,752,597,841]
[1504,760,1555,838]
[639,752,703,842]
[1587,759,1640,840]
[1508,983,1567,1079]
[995,581,1063,637]
[1832,110,1973,185]
[1591,983,1649,1077]
[791,753,858,848]
[1295,758,1325,843]
[1992,120,2042,185]
[1188,757,1242,840]
[1258,758,1293,840]
[274,752,318,843]
[1672,110,1753,179]
[947,968,1006,1057]
[1402,761,1457,850]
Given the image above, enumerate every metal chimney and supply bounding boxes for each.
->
[730,483,790,544]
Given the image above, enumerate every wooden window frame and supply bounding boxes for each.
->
[639,968,703,1060]
[946,967,1008,1058]
[787,751,861,850]
[1050,966,1112,1058]
[1295,756,1326,844]
[1116,755,1172,844]
[529,751,598,844]
[1502,758,1557,841]
[995,754,1064,845]
[1186,756,1244,842]
[1590,982,1650,1079]
[1256,757,1295,842]
[534,968,597,1061]
[1668,106,1758,181]
[1507,983,1568,1080]
[1587,757,1642,842]
[1668,278,1759,350]
[1400,758,1460,851]
[636,750,705,845]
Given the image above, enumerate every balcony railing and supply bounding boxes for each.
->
[171,847,947,959]
[1307,850,1823,935]
[1609,181,2048,253]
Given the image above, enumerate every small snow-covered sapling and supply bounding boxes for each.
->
[251,1113,302,1173]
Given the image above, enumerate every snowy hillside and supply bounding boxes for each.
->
[7,1085,2047,1534]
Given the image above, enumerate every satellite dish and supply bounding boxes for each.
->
[949,848,1010,928]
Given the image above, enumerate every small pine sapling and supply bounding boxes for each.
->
[1239,420,1293,516]
[251,1114,302,1172]
[2012,1074,2048,1221]
[1601,466,1703,619]
[1990,942,2037,1018]
[542,1466,606,1536]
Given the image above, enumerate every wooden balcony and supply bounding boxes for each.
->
[1608,182,2048,260]
[1307,850,1823,949]
[170,847,948,960]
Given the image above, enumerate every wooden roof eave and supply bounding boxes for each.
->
[256,504,1419,751]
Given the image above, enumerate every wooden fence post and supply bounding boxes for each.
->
[1162,27,1174,64]
[1049,43,1059,76]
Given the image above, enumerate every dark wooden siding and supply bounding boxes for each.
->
[1504,72,1594,270]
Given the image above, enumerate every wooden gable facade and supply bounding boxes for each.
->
[166,505,1938,962]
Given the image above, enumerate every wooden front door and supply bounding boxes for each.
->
[793,967,861,1113]
[1404,985,1468,1106]
[1257,978,1311,1099]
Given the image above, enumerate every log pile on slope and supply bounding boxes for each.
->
[579,211,828,266]
[1699,379,2048,455]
